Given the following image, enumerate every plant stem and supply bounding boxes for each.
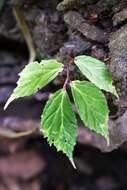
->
[63,61,70,90]
[63,57,74,90]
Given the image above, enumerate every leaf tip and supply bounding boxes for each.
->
[70,158,77,169]
[70,80,76,87]
[112,87,119,99]
[4,96,14,110]
[4,100,10,110]
[103,127,110,146]
[105,135,110,146]
[115,91,119,100]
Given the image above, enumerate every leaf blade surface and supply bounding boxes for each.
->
[74,55,118,97]
[4,60,63,109]
[41,89,77,162]
[71,80,109,141]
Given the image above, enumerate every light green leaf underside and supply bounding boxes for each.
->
[74,55,118,97]
[41,89,77,162]
[4,60,63,109]
[71,80,109,141]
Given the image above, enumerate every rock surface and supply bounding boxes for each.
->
[64,11,108,43]
[109,24,127,101]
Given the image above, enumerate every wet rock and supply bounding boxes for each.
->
[0,5,22,41]
[17,0,60,10]
[109,24,127,100]
[31,11,67,57]
[0,117,39,133]
[57,0,97,11]
[0,178,41,190]
[74,157,93,175]
[0,137,29,154]
[91,45,106,60]
[64,11,108,43]
[113,7,127,26]
[20,2,67,57]
[0,66,21,84]
[95,176,118,190]
[92,0,121,14]
[1,114,127,154]
[0,150,46,179]
[0,50,21,66]
[59,36,91,61]
[113,0,127,13]
[0,1,67,57]
[0,87,14,103]
[1,114,127,159]
[78,111,127,152]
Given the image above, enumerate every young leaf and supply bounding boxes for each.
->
[71,80,109,141]
[74,55,118,97]
[41,89,77,165]
[4,60,63,109]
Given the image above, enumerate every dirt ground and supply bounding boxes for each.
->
[0,0,127,189]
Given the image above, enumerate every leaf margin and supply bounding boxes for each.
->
[71,80,109,143]
[4,59,63,110]
[74,55,118,98]
[41,89,77,167]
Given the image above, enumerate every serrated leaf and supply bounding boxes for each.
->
[4,60,63,109]
[71,80,109,141]
[41,89,77,164]
[74,55,118,97]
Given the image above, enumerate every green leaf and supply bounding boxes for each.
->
[41,89,77,165]
[74,55,118,97]
[4,60,63,109]
[71,80,109,141]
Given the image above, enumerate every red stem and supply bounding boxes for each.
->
[63,57,74,90]
[63,63,70,90]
